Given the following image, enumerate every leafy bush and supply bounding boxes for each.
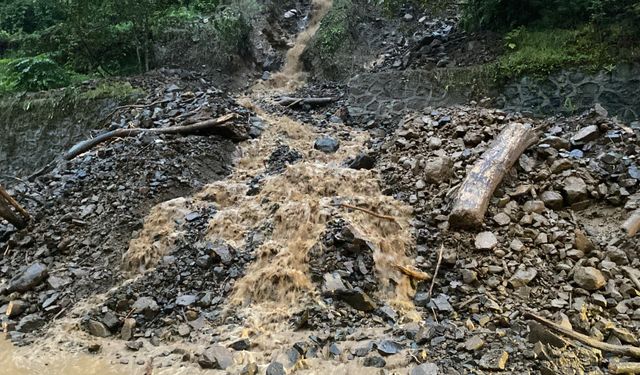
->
[214,7,252,56]
[462,0,640,32]
[6,55,70,91]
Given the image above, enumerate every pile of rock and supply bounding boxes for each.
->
[0,82,254,346]
[376,105,640,372]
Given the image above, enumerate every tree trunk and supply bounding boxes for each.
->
[449,122,538,229]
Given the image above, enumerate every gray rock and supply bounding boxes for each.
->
[423,157,453,183]
[475,232,498,250]
[230,338,250,351]
[414,292,429,307]
[350,341,372,357]
[266,361,286,375]
[430,294,453,312]
[349,153,376,170]
[528,321,568,348]
[540,191,564,210]
[563,176,588,204]
[121,318,136,341]
[464,336,485,351]
[509,268,538,288]
[376,340,403,355]
[314,137,340,153]
[493,213,511,226]
[363,355,386,368]
[479,349,509,371]
[199,345,233,369]
[16,314,45,333]
[132,297,159,319]
[541,136,570,150]
[571,125,600,145]
[86,319,111,337]
[411,363,438,375]
[336,288,376,311]
[241,362,259,375]
[175,294,198,307]
[573,266,606,290]
[7,263,48,293]
[322,272,346,293]
[523,200,545,213]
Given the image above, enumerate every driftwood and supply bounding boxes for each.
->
[622,209,640,237]
[394,264,431,281]
[449,123,538,229]
[0,185,30,229]
[609,362,640,374]
[277,96,336,107]
[64,113,239,160]
[524,312,640,359]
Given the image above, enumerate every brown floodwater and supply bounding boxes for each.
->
[0,338,126,375]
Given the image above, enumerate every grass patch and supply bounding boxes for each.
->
[496,25,639,80]
[315,0,353,57]
[77,81,144,101]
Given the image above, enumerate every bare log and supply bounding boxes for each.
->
[449,123,538,229]
[622,209,640,237]
[609,362,640,374]
[277,96,336,107]
[524,312,640,359]
[64,113,240,160]
[0,185,30,221]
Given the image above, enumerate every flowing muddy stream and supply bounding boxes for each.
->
[2,0,423,372]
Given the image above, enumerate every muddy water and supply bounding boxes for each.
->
[3,0,419,372]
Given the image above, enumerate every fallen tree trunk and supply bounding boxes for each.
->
[622,209,640,237]
[277,97,336,107]
[64,113,240,160]
[609,362,640,374]
[0,185,29,229]
[525,312,640,359]
[449,122,538,229]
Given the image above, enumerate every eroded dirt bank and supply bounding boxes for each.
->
[1,1,640,374]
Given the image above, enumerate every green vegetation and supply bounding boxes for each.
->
[315,0,352,57]
[461,0,640,79]
[0,0,258,93]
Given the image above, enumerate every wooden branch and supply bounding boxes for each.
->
[449,123,538,229]
[340,203,398,222]
[277,97,336,107]
[394,264,431,281]
[0,185,30,221]
[609,362,640,374]
[0,185,29,229]
[428,245,444,298]
[64,113,239,160]
[622,209,640,237]
[0,199,25,229]
[524,312,640,359]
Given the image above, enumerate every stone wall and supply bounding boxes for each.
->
[0,94,117,180]
[497,64,640,121]
[346,64,640,121]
